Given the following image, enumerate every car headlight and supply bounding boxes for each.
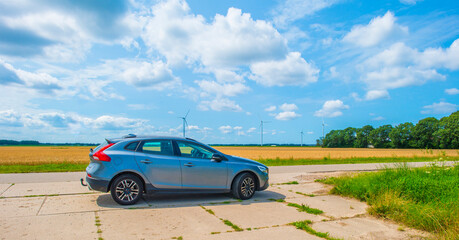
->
[258,166,268,174]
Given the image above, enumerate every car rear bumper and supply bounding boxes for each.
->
[86,176,110,192]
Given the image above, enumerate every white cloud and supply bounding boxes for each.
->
[275,111,301,121]
[127,104,151,110]
[307,131,314,134]
[265,105,277,112]
[358,39,459,100]
[250,52,319,87]
[445,88,459,95]
[273,0,340,27]
[314,100,349,118]
[421,102,458,115]
[142,1,287,67]
[247,127,257,133]
[365,90,389,100]
[198,98,242,112]
[279,103,298,111]
[343,11,408,47]
[372,116,385,121]
[187,125,199,130]
[219,125,233,134]
[119,61,180,90]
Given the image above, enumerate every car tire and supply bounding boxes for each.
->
[231,173,256,200]
[110,174,143,205]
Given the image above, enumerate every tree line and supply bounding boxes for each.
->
[318,111,459,149]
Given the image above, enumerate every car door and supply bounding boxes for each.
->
[135,140,182,189]
[175,140,228,189]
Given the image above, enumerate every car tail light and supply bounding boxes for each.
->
[93,143,115,162]
[87,173,92,178]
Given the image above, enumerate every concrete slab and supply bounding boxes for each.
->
[98,206,232,239]
[288,195,367,218]
[1,181,92,197]
[0,212,97,239]
[39,194,100,215]
[312,217,426,240]
[96,193,149,210]
[0,197,45,217]
[207,202,326,229]
[0,183,12,195]
[200,226,323,240]
[275,182,332,197]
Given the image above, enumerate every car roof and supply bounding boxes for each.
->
[107,134,198,143]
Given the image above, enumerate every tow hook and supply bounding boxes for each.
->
[80,178,88,187]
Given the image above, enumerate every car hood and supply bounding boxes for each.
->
[228,155,267,168]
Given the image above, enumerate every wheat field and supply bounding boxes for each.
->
[0,146,458,165]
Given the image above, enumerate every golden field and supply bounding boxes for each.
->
[0,146,458,165]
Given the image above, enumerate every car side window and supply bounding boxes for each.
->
[177,141,214,159]
[125,141,139,151]
[141,140,173,156]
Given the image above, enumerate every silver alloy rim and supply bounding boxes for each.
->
[115,179,139,202]
[240,177,255,197]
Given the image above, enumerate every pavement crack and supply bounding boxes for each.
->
[36,196,47,216]
[94,211,103,239]
[0,183,14,196]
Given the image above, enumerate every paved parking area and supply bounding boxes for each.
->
[0,168,430,240]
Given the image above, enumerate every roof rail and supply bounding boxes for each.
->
[123,133,137,138]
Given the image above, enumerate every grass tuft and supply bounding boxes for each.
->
[287,203,324,215]
[321,163,459,239]
[290,220,340,240]
[222,219,243,232]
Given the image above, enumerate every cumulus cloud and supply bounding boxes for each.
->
[359,39,459,100]
[314,100,349,118]
[400,0,422,5]
[421,102,458,115]
[250,52,319,87]
[445,88,459,95]
[120,61,180,90]
[265,106,277,112]
[196,80,249,98]
[0,0,137,61]
[218,125,233,134]
[269,103,301,120]
[142,1,287,67]
[343,11,408,47]
[275,111,301,121]
[365,90,389,100]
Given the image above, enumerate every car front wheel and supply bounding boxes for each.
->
[232,173,256,200]
[110,174,143,205]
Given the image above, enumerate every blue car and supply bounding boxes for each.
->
[82,134,269,205]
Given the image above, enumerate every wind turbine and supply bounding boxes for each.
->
[260,120,270,146]
[179,110,190,137]
[300,130,304,147]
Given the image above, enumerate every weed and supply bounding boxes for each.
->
[279,181,299,185]
[290,220,340,240]
[222,219,243,231]
[296,191,315,197]
[211,232,220,234]
[268,198,285,202]
[287,203,324,215]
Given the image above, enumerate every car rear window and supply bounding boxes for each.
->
[141,140,173,156]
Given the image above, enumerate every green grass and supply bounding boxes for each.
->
[278,181,299,185]
[0,163,87,173]
[222,219,243,231]
[318,163,459,239]
[296,191,315,197]
[290,220,341,240]
[257,156,459,166]
[268,198,286,202]
[287,203,324,215]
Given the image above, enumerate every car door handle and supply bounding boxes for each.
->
[140,159,152,164]
[184,163,194,167]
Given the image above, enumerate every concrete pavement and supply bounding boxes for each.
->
[0,164,432,240]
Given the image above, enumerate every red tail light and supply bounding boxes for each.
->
[93,143,115,162]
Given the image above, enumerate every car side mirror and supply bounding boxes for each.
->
[211,153,224,162]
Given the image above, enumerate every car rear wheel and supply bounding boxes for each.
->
[110,174,143,205]
[232,173,256,200]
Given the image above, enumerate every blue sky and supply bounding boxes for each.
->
[0,0,458,144]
